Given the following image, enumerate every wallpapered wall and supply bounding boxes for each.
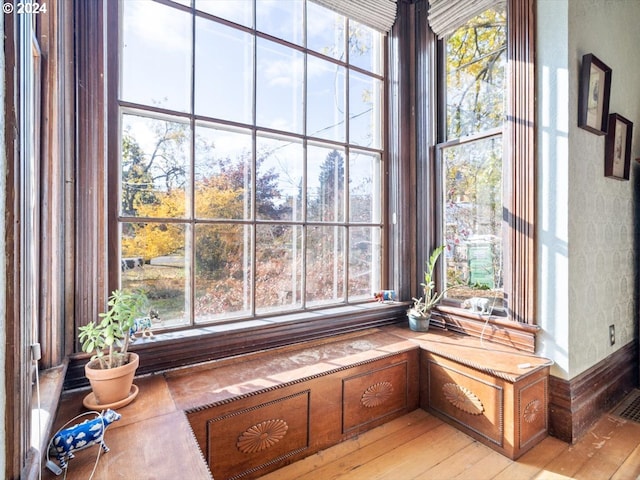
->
[538,0,640,379]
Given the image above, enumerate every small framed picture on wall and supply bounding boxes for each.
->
[578,53,612,135]
[605,113,633,180]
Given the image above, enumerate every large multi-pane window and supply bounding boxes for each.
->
[437,6,507,313]
[116,0,385,328]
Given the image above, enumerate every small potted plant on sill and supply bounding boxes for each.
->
[78,288,149,409]
[407,245,447,332]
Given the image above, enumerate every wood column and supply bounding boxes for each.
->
[74,0,108,339]
[506,0,536,324]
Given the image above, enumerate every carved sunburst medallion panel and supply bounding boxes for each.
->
[442,383,484,415]
[361,381,394,408]
[236,419,289,454]
[523,399,542,423]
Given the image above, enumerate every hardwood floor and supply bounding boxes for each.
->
[261,407,640,480]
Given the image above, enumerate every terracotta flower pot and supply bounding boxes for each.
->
[85,353,139,406]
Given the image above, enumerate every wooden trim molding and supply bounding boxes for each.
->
[4,8,21,479]
[548,341,638,444]
[433,306,538,352]
[39,0,74,369]
[506,0,536,325]
[74,0,108,335]
[388,0,416,301]
[413,0,438,300]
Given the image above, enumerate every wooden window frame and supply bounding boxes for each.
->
[5,2,73,477]
[415,0,537,350]
[66,0,406,389]
[67,0,536,392]
[6,9,44,479]
[113,1,388,327]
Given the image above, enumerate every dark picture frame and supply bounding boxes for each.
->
[605,113,633,180]
[578,53,612,135]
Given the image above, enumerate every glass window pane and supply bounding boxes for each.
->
[348,21,382,75]
[195,0,253,28]
[443,136,505,310]
[195,124,252,220]
[195,224,253,321]
[307,2,345,60]
[195,18,253,124]
[306,225,345,306]
[349,151,381,223]
[349,226,380,299]
[349,71,382,148]
[118,0,386,324]
[445,7,507,139]
[256,0,304,46]
[121,114,190,218]
[256,38,304,133]
[121,222,188,328]
[307,144,345,222]
[256,134,303,221]
[256,225,302,313]
[307,56,346,142]
[121,0,191,112]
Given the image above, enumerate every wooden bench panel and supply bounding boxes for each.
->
[421,350,549,459]
[180,332,419,479]
[343,361,409,433]
[207,390,311,480]
[427,354,504,446]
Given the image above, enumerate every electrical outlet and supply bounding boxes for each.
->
[609,325,615,345]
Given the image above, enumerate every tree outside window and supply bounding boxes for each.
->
[439,7,507,312]
[116,0,385,328]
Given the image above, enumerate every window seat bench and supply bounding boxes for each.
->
[43,325,550,480]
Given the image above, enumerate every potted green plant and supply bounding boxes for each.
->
[78,288,149,408]
[407,245,447,332]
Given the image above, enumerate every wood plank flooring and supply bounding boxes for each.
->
[261,408,640,480]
